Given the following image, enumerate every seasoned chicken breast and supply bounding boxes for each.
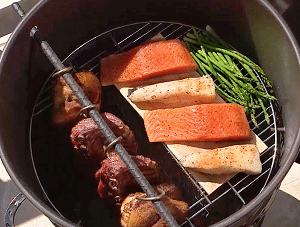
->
[127,75,216,109]
[180,144,262,175]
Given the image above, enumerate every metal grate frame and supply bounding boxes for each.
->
[31,22,284,226]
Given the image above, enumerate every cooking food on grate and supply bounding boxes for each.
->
[70,113,139,181]
[120,183,189,227]
[143,103,252,143]
[183,29,276,127]
[105,33,264,188]
[127,75,216,109]
[180,143,262,175]
[95,152,162,204]
[100,39,198,86]
[119,70,201,87]
[52,70,101,125]
[151,182,185,201]
[71,113,139,159]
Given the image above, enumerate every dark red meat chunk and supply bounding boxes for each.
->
[70,112,139,182]
[95,152,162,204]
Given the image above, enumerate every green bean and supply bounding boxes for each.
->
[185,32,197,40]
[251,110,259,128]
[207,51,219,63]
[242,63,263,91]
[190,52,208,75]
[217,52,229,65]
[201,47,217,76]
[192,28,217,77]
[202,31,228,48]
[258,97,270,124]
[192,50,261,104]
[184,29,276,125]
[197,41,263,73]
[194,46,276,101]
[245,82,276,100]
[215,86,245,106]
[230,78,245,101]
[216,74,239,96]
[224,54,232,64]
[195,49,240,74]
[183,36,198,45]
[196,68,204,76]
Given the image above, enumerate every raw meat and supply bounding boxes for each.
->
[100,39,198,86]
[144,103,252,142]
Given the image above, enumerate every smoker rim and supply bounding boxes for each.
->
[210,0,300,225]
[0,2,77,226]
[0,0,300,226]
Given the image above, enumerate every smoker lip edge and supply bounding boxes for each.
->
[211,0,300,226]
[0,0,76,226]
[1,0,300,226]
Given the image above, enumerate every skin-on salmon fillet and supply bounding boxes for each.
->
[100,39,198,86]
[144,103,252,142]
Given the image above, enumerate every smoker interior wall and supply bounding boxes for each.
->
[0,0,300,226]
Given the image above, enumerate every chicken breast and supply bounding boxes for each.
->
[120,186,189,227]
[180,144,262,175]
[52,71,101,125]
[127,75,215,109]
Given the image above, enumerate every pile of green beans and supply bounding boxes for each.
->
[183,28,276,127]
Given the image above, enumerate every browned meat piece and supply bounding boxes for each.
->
[120,183,189,227]
[70,113,140,182]
[52,70,101,125]
[152,182,184,201]
[71,113,139,160]
[95,152,161,204]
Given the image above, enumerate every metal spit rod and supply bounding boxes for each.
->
[12,3,179,227]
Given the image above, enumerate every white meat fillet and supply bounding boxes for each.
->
[127,74,216,109]
[180,144,262,175]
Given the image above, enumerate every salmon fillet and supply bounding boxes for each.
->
[100,39,198,86]
[144,103,252,142]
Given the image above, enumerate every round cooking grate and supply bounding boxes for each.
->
[30,22,284,226]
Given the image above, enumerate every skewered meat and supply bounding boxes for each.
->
[52,70,101,125]
[70,113,139,182]
[95,152,161,203]
[120,183,189,227]
[71,113,139,159]
[152,182,184,201]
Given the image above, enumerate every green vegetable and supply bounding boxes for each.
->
[183,28,276,127]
